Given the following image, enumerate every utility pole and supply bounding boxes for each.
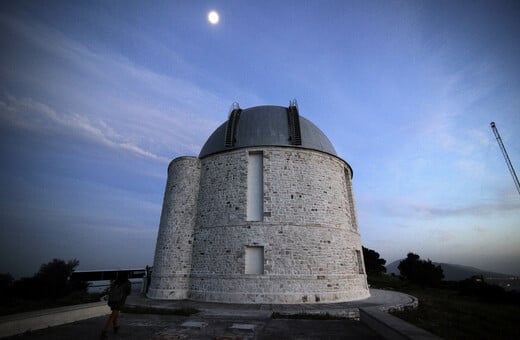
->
[490,122,520,196]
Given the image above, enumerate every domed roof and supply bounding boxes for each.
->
[199,105,337,158]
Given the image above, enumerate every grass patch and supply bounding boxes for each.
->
[369,275,520,339]
[121,305,199,316]
[272,312,345,320]
[392,289,520,339]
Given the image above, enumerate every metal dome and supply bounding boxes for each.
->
[199,105,337,158]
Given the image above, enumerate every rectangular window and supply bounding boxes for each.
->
[247,152,263,221]
[356,250,365,274]
[245,246,264,275]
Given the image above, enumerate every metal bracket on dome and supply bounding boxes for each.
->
[287,99,302,145]
[225,102,242,147]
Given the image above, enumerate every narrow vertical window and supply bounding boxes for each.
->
[245,246,264,274]
[356,250,365,274]
[247,152,263,221]
[344,168,358,231]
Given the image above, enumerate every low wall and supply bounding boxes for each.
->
[0,302,110,338]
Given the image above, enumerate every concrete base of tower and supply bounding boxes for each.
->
[182,273,370,304]
[146,288,189,300]
[188,289,370,304]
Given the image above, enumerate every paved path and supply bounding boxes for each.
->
[3,289,422,339]
[125,288,418,318]
[4,313,383,339]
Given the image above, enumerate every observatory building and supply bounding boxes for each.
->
[148,102,369,303]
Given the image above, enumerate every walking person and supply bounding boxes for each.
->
[101,272,132,338]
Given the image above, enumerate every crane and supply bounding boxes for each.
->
[490,122,520,196]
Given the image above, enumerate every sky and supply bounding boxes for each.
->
[1,0,519,278]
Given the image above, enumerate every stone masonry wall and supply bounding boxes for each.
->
[189,147,369,303]
[147,156,200,300]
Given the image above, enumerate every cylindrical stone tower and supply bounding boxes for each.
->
[147,156,200,299]
[149,103,369,303]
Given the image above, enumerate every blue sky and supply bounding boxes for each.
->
[1,0,519,278]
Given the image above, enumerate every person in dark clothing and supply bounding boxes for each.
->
[101,272,131,338]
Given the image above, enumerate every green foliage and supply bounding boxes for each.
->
[398,252,444,287]
[457,276,520,304]
[9,258,87,300]
[0,258,96,315]
[0,273,14,301]
[362,246,386,276]
[0,273,14,286]
[36,258,82,298]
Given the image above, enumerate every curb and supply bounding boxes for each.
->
[360,307,442,340]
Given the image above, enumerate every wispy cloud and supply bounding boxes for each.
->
[0,14,238,159]
[360,193,519,221]
[410,200,519,219]
[430,227,457,243]
[0,94,169,162]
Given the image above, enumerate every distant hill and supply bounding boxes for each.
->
[386,259,512,281]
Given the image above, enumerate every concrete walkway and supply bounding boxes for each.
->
[1,289,442,339]
[125,288,419,319]
[0,302,110,338]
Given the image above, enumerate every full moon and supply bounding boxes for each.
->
[208,11,219,25]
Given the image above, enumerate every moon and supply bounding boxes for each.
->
[208,11,219,25]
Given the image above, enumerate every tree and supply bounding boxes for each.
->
[362,246,386,276]
[35,258,81,298]
[12,258,86,299]
[0,273,14,299]
[398,252,444,287]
